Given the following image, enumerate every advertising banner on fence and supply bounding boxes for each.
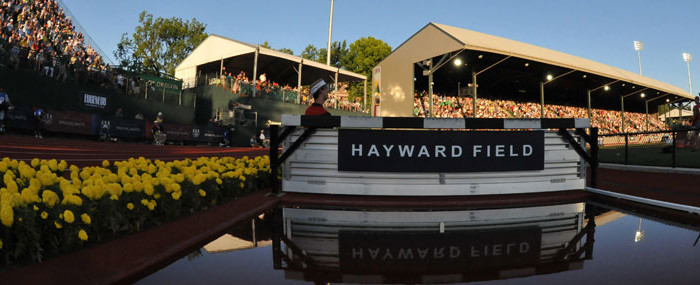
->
[80,92,110,111]
[338,227,542,273]
[108,119,146,138]
[145,122,192,141]
[44,109,97,135]
[192,124,225,143]
[7,104,34,130]
[338,130,544,172]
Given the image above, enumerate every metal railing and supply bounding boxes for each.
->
[598,127,700,168]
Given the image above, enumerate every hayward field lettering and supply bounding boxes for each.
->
[338,130,544,172]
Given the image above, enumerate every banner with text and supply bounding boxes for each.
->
[338,227,542,273]
[338,130,544,172]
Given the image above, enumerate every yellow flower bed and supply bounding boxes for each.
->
[0,155,270,265]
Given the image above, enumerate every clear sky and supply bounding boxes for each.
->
[62,0,700,95]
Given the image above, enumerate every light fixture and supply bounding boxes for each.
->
[478,55,483,59]
[546,74,553,81]
[582,74,587,78]
[632,86,636,89]
[657,92,660,94]
[683,52,693,62]
[453,58,462,66]
[641,93,645,98]
[622,83,626,87]
[524,62,529,67]
[634,41,644,51]
[666,98,670,102]
[604,85,610,91]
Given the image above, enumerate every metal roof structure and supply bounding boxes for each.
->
[374,23,693,119]
[174,35,366,95]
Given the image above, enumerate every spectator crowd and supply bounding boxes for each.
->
[413,93,669,134]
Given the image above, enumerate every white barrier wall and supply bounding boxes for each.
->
[282,129,585,196]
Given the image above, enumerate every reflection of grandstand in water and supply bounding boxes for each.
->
[272,203,595,283]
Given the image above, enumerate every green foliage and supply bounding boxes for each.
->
[344,37,391,105]
[276,48,294,55]
[114,11,208,76]
[301,44,320,61]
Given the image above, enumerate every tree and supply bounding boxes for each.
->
[114,11,207,76]
[260,41,272,49]
[344,37,392,105]
[301,44,320,61]
[276,48,294,55]
[318,40,349,68]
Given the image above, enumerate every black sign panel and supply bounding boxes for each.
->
[338,227,542,273]
[109,119,146,138]
[338,130,544,172]
[192,124,225,143]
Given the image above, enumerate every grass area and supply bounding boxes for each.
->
[597,143,700,168]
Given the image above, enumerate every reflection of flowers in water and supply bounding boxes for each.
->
[634,218,645,243]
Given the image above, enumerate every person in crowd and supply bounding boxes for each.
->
[33,106,45,139]
[305,79,331,116]
[258,129,269,148]
[0,87,11,134]
[114,107,124,119]
[250,135,260,148]
[152,112,165,146]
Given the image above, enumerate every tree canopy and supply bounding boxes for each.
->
[114,11,208,76]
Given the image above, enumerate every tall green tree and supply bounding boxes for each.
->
[318,40,349,68]
[344,37,392,104]
[276,48,294,55]
[301,44,320,61]
[114,11,207,76]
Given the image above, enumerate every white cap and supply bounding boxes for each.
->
[310,79,327,96]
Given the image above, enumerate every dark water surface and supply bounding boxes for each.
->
[138,200,700,284]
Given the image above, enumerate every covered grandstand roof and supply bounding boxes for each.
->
[174,34,366,87]
[376,22,693,117]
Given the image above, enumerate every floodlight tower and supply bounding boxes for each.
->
[634,41,644,75]
[683,52,693,95]
[327,0,334,66]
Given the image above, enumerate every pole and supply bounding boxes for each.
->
[472,72,477,118]
[591,127,599,188]
[363,79,367,113]
[457,81,460,97]
[540,82,545,118]
[428,60,434,118]
[687,61,693,95]
[297,61,303,104]
[637,50,643,75]
[334,68,339,109]
[621,96,625,133]
[645,101,649,131]
[587,89,592,118]
[252,47,259,98]
[326,0,334,66]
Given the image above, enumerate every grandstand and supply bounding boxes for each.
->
[375,23,694,134]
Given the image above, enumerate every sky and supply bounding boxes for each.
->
[61,0,700,95]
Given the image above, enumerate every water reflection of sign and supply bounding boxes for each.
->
[338,130,544,172]
[339,227,541,273]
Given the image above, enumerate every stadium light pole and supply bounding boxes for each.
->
[683,52,692,95]
[541,70,575,118]
[588,80,619,119]
[326,0,334,66]
[634,41,643,75]
[470,55,510,117]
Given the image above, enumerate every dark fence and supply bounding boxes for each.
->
[598,128,700,168]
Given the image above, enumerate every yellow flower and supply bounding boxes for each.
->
[171,191,181,200]
[239,182,244,188]
[144,183,154,196]
[81,213,91,225]
[42,190,60,208]
[171,183,181,192]
[102,160,110,167]
[216,178,222,185]
[33,205,39,211]
[126,203,134,210]
[0,204,13,227]
[110,194,119,201]
[31,158,39,168]
[154,193,161,199]
[123,183,134,193]
[55,221,62,229]
[41,211,48,219]
[78,229,88,241]
[198,189,206,197]
[63,210,75,223]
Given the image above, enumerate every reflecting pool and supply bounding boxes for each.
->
[139,200,700,284]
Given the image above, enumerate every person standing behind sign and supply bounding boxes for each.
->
[33,107,45,139]
[0,88,11,134]
[305,79,331,116]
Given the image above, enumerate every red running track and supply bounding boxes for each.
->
[0,134,269,167]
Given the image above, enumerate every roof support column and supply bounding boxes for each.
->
[540,82,545,118]
[428,60,434,118]
[621,95,625,133]
[587,89,592,119]
[363,79,367,113]
[472,72,477,118]
[644,93,670,131]
[645,101,649,131]
[334,68,339,109]
[252,47,259,98]
[297,60,303,104]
